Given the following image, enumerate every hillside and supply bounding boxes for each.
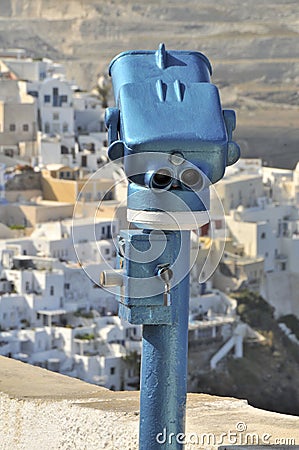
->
[190,290,299,416]
[0,0,298,168]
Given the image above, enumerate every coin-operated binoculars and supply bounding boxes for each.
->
[101,44,240,450]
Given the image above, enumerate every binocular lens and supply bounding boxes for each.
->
[180,168,203,190]
[151,169,173,189]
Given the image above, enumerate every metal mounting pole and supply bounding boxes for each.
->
[139,230,190,449]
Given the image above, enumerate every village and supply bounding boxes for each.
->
[0,48,298,391]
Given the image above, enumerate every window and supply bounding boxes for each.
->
[81,155,87,167]
[52,123,60,133]
[25,281,30,292]
[110,367,115,375]
[103,190,113,201]
[128,368,135,378]
[60,95,68,104]
[23,124,29,132]
[261,232,266,239]
[64,283,70,290]
[44,95,50,103]
[105,248,110,255]
[44,122,50,133]
[50,286,54,296]
[53,87,59,106]
[9,124,16,132]
[215,220,222,230]
[62,123,68,133]
[53,112,59,121]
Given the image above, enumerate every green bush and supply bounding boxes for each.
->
[9,225,26,230]
[74,309,94,319]
[279,314,299,340]
[232,289,275,331]
[74,333,95,340]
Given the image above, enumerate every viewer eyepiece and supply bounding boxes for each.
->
[180,168,203,190]
[147,168,173,190]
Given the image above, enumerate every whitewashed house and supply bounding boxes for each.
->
[38,78,74,137]
[0,80,37,150]
[73,93,105,135]
[0,294,28,330]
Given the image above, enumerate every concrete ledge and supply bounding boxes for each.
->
[0,356,298,449]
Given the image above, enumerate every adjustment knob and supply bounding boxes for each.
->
[100,269,124,287]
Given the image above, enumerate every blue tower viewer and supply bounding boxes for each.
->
[101,43,240,449]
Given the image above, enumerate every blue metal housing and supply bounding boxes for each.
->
[106,43,240,191]
[109,45,212,101]
[116,229,188,325]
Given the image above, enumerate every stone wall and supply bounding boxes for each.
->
[0,356,298,449]
[6,171,41,191]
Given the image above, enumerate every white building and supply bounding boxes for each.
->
[37,133,76,167]
[38,78,74,137]
[0,51,111,174]
[215,171,264,214]
[0,215,119,319]
[0,53,66,84]
[0,312,142,391]
[0,80,37,149]
[0,294,28,330]
[31,217,118,263]
[212,158,299,318]
[226,191,298,273]
[66,316,141,390]
[73,93,106,135]
[263,162,299,208]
